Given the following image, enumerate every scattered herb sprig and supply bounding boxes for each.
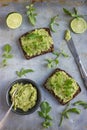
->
[63,7,87,18]
[26,4,37,26]
[53,50,69,57]
[49,15,59,32]
[45,50,69,68]
[73,100,87,109]
[45,58,59,68]
[38,101,52,128]
[59,103,81,127]
[16,68,34,77]
[2,44,13,66]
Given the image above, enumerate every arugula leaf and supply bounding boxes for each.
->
[59,103,69,126]
[53,50,69,57]
[38,101,52,128]
[49,15,59,32]
[45,50,68,68]
[59,103,81,126]
[63,7,86,18]
[73,100,87,109]
[66,108,81,114]
[59,114,64,126]
[60,50,69,57]
[1,44,13,67]
[63,8,78,17]
[26,4,37,26]
[16,68,34,77]
[63,8,72,16]
[52,51,60,57]
[45,58,59,68]
[73,7,78,15]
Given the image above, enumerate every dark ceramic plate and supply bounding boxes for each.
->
[6,79,41,115]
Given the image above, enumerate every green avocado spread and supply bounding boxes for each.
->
[21,29,53,56]
[10,83,37,111]
[45,71,79,103]
[65,30,71,41]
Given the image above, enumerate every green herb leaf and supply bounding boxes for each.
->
[73,7,78,15]
[45,50,68,68]
[63,112,69,119]
[65,79,73,86]
[53,50,69,57]
[42,120,52,128]
[63,8,77,17]
[63,7,86,18]
[40,101,51,113]
[2,59,7,67]
[2,53,13,58]
[45,58,59,68]
[59,114,64,126]
[63,8,72,16]
[60,50,69,57]
[66,108,81,114]
[52,51,60,57]
[2,44,13,59]
[59,105,69,126]
[49,15,59,32]
[38,111,46,118]
[26,4,37,26]
[16,68,34,77]
[73,100,87,109]
[38,101,52,128]
[54,58,59,65]
[3,44,11,53]
[29,15,36,26]
[46,115,52,120]
[1,44,13,67]
[59,103,81,127]
[45,58,53,68]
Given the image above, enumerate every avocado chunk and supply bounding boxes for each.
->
[65,30,71,41]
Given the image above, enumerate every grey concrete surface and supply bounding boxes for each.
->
[0,1,87,130]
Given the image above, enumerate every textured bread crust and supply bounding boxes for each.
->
[44,68,81,105]
[19,28,54,60]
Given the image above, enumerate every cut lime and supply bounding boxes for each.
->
[6,12,22,29]
[70,17,87,34]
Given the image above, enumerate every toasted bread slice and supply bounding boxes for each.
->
[19,28,54,59]
[44,68,81,105]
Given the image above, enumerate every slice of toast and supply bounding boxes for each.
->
[44,68,81,105]
[19,28,54,59]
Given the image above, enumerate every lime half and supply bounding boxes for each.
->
[70,17,87,34]
[6,12,22,29]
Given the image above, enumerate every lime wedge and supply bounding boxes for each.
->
[6,12,22,29]
[70,17,87,34]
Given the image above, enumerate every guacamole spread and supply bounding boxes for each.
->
[65,30,71,41]
[46,71,79,103]
[10,83,37,111]
[20,29,53,56]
